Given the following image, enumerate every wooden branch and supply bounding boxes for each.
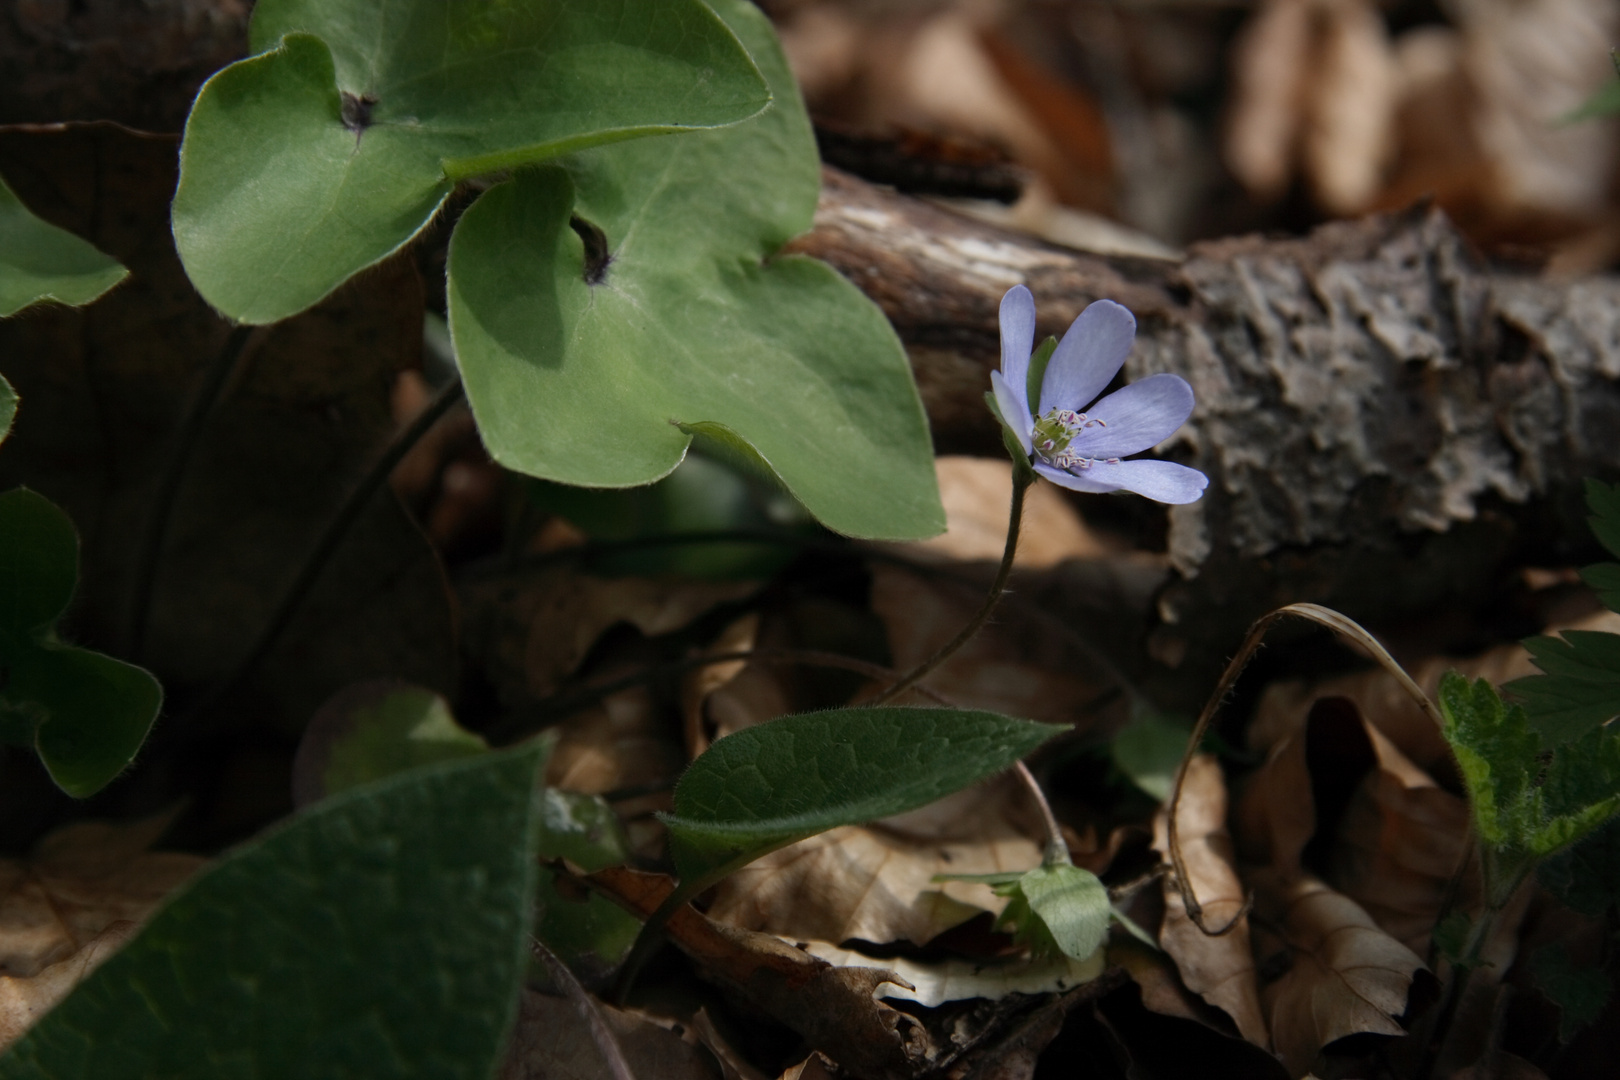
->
[793,168,1620,661]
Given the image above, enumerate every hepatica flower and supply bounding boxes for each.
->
[990,285,1207,504]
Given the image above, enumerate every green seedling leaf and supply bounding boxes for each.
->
[292,680,489,805]
[0,744,546,1079]
[1112,707,1191,802]
[0,174,126,317]
[993,863,1112,962]
[1536,725,1620,854]
[0,488,159,798]
[1584,563,1620,612]
[449,0,944,540]
[1508,631,1620,746]
[1532,943,1612,1043]
[662,706,1063,887]
[173,0,771,324]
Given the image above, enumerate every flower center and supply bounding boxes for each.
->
[1031,408,1115,470]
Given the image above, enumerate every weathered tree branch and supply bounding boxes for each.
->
[794,168,1620,666]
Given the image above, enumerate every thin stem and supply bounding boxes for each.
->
[531,936,638,1080]
[1016,760,1069,866]
[125,325,254,658]
[196,375,465,717]
[870,472,1030,705]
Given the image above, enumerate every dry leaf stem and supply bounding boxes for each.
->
[124,324,255,659]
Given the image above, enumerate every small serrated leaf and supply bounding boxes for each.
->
[1582,563,1620,612]
[994,863,1111,962]
[1539,816,1620,917]
[1439,672,1540,850]
[0,744,546,1078]
[0,175,127,317]
[1508,631,1620,746]
[1585,479,1620,561]
[662,706,1063,886]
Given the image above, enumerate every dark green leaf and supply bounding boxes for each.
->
[0,488,161,798]
[994,863,1112,961]
[0,374,14,446]
[1532,943,1612,1043]
[1564,79,1620,123]
[535,788,640,980]
[1587,479,1620,559]
[662,706,1063,886]
[448,0,943,540]
[1539,816,1620,917]
[1439,672,1540,850]
[1535,726,1620,856]
[1508,631,1620,746]
[1583,563,1620,612]
[0,744,546,1079]
[0,174,126,317]
[173,0,770,323]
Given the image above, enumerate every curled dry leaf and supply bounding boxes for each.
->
[801,940,1104,1008]
[1250,870,1429,1078]
[1154,753,1268,1048]
[0,921,136,1052]
[588,866,933,1078]
[1236,697,1473,955]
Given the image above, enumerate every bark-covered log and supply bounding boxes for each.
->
[793,168,1620,665]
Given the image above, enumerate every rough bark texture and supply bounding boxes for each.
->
[793,169,1620,669]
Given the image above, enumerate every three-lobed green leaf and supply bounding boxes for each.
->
[662,706,1064,887]
[0,489,160,798]
[173,0,771,324]
[0,744,547,1079]
[448,0,944,540]
[0,174,127,317]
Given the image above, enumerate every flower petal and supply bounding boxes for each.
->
[1068,374,1195,459]
[999,285,1036,411]
[1034,461,1121,494]
[991,370,1034,453]
[1038,299,1135,416]
[1080,459,1209,504]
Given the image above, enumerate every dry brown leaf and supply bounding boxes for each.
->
[0,920,136,1051]
[0,814,203,978]
[1251,871,1428,1078]
[499,988,720,1080]
[704,775,1044,947]
[896,457,1110,569]
[776,1054,838,1080]
[1154,753,1268,1048]
[1225,0,1311,201]
[589,866,934,1078]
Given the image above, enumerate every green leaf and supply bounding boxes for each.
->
[1539,816,1620,916]
[1508,631,1620,746]
[1564,78,1620,123]
[1583,563,1620,612]
[1112,707,1191,802]
[1535,725,1620,855]
[662,706,1063,886]
[173,0,771,324]
[0,488,160,798]
[994,863,1112,962]
[1531,943,1612,1043]
[1586,479,1620,560]
[448,0,944,540]
[535,788,640,979]
[294,681,489,803]
[0,174,126,317]
[1439,672,1541,851]
[0,744,546,1079]
[0,374,15,446]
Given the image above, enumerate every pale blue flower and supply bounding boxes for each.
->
[990,285,1208,504]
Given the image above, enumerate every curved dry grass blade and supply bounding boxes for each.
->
[1165,603,1441,934]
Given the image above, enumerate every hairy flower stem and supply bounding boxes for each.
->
[870,472,1030,705]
